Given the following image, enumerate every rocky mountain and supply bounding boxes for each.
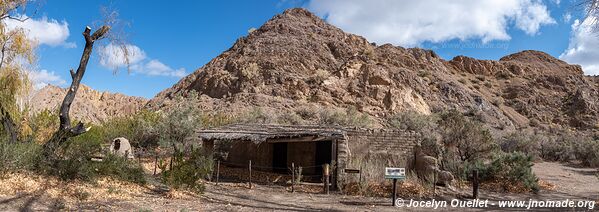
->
[30,84,147,124]
[149,8,599,131]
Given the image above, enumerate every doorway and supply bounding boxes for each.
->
[272,143,288,173]
[314,140,332,175]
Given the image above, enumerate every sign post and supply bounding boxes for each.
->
[385,167,406,206]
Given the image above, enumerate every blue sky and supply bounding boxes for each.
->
[17,0,597,98]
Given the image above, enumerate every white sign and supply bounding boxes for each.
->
[385,167,406,179]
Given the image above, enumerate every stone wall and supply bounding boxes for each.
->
[337,128,420,185]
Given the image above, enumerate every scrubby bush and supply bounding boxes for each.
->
[464,152,539,192]
[0,140,42,174]
[46,135,146,184]
[162,148,213,193]
[438,110,497,164]
[389,111,441,157]
[318,107,372,127]
[573,139,599,167]
[500,132,541,160]
[538,133,574,162]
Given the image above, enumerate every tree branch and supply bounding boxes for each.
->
[46,25,109,149]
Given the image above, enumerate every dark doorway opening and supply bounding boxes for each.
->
[314,140,332,175]
[272,143,288,173]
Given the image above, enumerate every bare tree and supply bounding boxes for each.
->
[44,25,110,150]
[577,0,599,30]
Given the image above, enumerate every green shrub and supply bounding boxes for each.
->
[539,133,574,162]
[438,110,497,163]
[464,152,539,192]
[500,132,541,160]
[162,149,213,193]
[573,139,599,167]
[45,136,145,184]
[389,111,441,157]
[96,154,146,184]
[0,141,42,174]
[318,107,372,127]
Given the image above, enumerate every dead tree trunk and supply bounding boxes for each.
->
[0,104,17,143]
[44,26,109,151]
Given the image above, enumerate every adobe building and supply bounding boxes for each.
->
[198,124,421,188]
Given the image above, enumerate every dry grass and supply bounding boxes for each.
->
[0,173,145,201]
[537,180,556,191]
[342,180,434,198]
[480,179,535,193]
[0,172,196,208]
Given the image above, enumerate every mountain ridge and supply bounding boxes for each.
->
[30,84,147,124]
[148,8,599,130]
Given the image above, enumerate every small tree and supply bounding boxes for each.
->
[0,0,35,143]
[437,110,497,173]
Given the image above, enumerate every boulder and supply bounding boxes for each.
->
[413,145,454,186]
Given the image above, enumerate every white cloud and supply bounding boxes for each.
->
[4,15,73,47]
[98,43,186,78]
[28,69,66,89]
[559,17,599,75]
[308,0,555,46]
[132,59,186,78]
[563,12,572,23]
[98,43,147,70]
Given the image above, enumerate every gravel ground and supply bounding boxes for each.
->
[0,162,597,211]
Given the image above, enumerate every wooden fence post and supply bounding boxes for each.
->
[249,160,252,189]
[323,163,330,194]
[472,169,479,199]
[291,162,295,193]
[216,160,220,186]
[153,155,158,175]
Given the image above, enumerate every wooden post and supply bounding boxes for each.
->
[249,160,252,189]
[216,160,220,186]
[323,163,330,194]
[392,179,398,206]
[291,162,295,193]
[359,165,362,183]
[433,171,437,196]
[153,155,158,175]
[472,169,479,199]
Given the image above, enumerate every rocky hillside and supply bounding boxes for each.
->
[30,85,147,124]
[149,8,599,131]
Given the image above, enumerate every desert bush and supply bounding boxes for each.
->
[573,139,599,167]
[500,132,541,160]
[464,152,539,192]
[438,110,497,163]
[276,112,304,125]
[43,132,145,184]
[318,107,372,127]
[0,140,42,174]
[389,111,441,157]
[538,132,574,162]
[94,154,146,184]
[240,62,259,79]
[242,107,276,124]
[311,69,330,83]
[162,148,213,193]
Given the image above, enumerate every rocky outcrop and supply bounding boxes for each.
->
[149,8,599,130]
[29,85,147,124]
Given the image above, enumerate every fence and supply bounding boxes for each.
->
[212,159,332,194]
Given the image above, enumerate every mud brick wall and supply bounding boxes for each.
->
[338,129,420,185]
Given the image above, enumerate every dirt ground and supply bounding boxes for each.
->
[0,162,597,211]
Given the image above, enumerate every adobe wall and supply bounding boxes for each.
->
[337,128,420,185]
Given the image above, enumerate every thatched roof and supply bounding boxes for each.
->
[197,124,346,143]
